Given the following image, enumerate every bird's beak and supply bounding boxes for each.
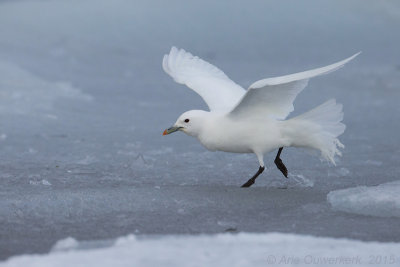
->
[163,126,182,135]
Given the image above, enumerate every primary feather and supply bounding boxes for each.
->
[229,52,361,120]
[162,47,245,112]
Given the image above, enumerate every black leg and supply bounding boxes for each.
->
[241,166,265,188]
[274,147,288,178]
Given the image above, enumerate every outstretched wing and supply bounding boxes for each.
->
[228,52,360,120]
[163,47,246,111]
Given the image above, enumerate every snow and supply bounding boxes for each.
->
[0,0,400,261]
[2,233,399,267]
[0,60,91,117]
[328,181,400,218]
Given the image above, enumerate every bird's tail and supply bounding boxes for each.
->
[284,99,345,164]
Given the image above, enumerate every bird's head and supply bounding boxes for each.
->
[163,110,209,137]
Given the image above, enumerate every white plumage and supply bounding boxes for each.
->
[162,47,359,187]
[162,47,245,111]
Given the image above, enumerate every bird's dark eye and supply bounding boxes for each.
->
[184,119,190,123]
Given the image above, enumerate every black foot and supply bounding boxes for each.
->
[241,166,265,188]
[241,178,255,188]
[275,157,288,178]
[274,147,288,178]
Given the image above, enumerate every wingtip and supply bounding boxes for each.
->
[346,51,362,62]
[327,51,361,72]
[162,54,169,73]
[170,46,188,56]
[353,51,362,58]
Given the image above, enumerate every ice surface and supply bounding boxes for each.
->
[328,181,400,218]
[2,233,400,267]
[0,0,400,260]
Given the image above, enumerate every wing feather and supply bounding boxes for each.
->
[163,47,245,111]
[229,52,360,120]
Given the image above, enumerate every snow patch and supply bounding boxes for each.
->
[77,155,98,165]
[0,61,92,117]
[289,173,315,187]
[328,167,350,177]
[327,181,400,218]
[2,233,400,267]
[264,173,314,189]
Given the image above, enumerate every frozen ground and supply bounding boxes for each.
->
[2,233,400,267]
[0,0,400,261]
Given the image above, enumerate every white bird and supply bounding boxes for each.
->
[162,47,359,187]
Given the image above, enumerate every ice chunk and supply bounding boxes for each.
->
[113,234,136,246]
[337,167,350,176]
[2,233,400,267]
[365,160,383,166]
[50,237,79,252]
[29,179,52,186]
[327,181,400,218]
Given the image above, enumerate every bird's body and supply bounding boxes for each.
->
[162,47,359,187]
[195,111,283,154]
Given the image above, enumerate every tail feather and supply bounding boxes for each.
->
[286,99,345,164]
